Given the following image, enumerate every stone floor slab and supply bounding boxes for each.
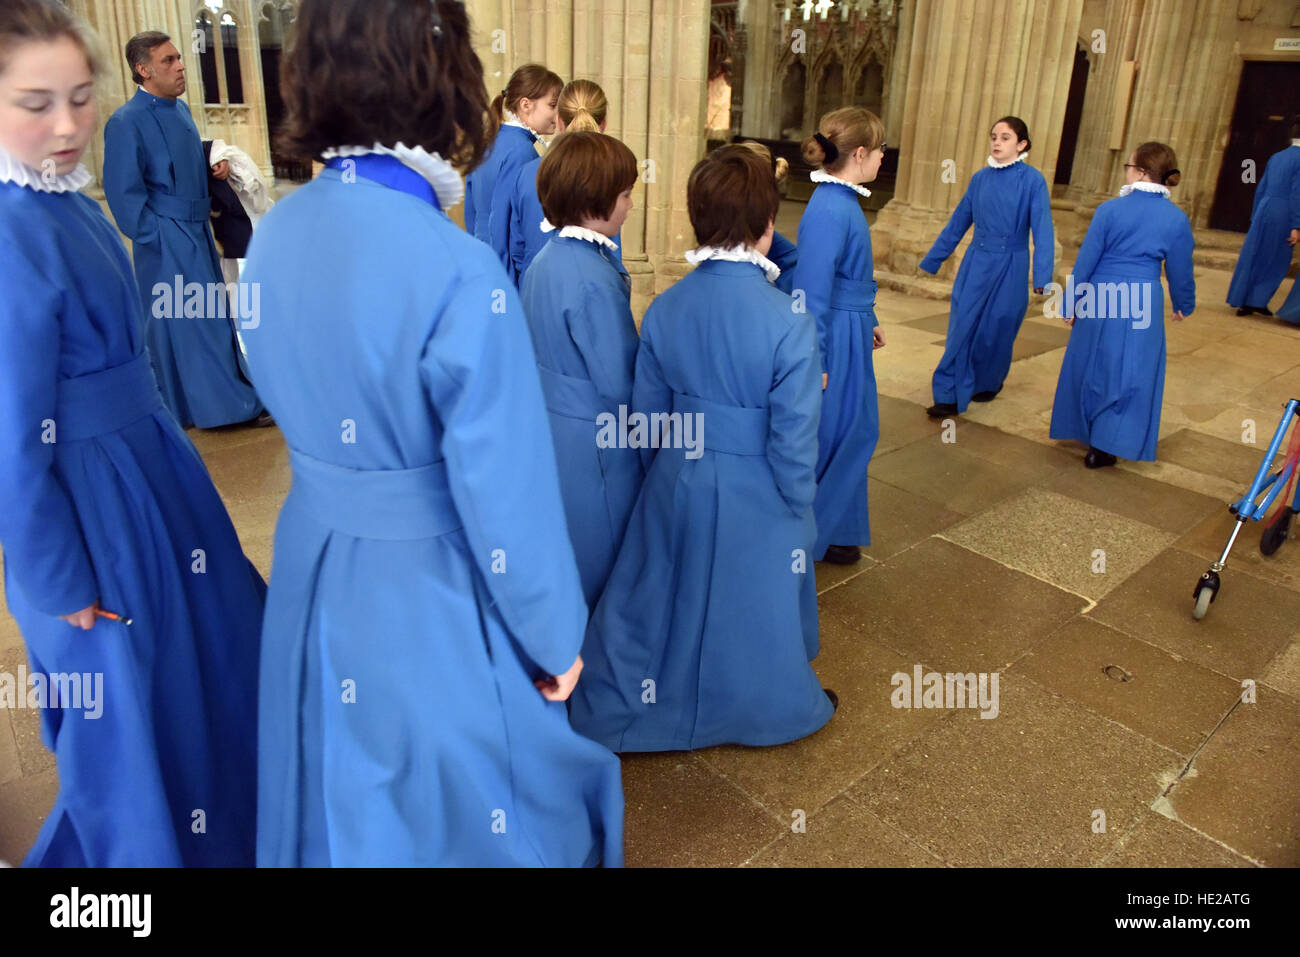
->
[0,767,56,866]
[1263,635,1300,700]
[1163,693,1300,867]
[1176,507,1300,592]
[861,478,965,561]
[1011,617,1241,755]
[876,394,947,456]
[0,645,53,778]
[1089,548,1300,679]
[1042,458,1225,536]
[870,441,1031,517]
[747,796,942,867]
[942,488,1175,600]
[1156,428,1278,485]
[849,676,1183,866]
[1098,810,1254,867]
[821,537,1085,673]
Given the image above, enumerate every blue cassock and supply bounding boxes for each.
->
[102,88,261,428]
[1227,144,1300,310]
[920,161,1055,410]
[791,182,878,558]
[1278,275,1300,324]
[519,234,643,609]
[240,154,623,867]
[0,174,264,866]
[464,124,538,247]
[1050,189,1196,461]
[568,258,833,752]
[769,231,798,295]
[497,156,625,287]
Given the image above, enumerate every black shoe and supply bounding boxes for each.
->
[1257,307,1274,317]
[824,688,839,712]
[971,389,1000,402]
[1084,446,1117,469]
[926,402,958,418]
[1236,307,1254,317]
[822,544,862,565]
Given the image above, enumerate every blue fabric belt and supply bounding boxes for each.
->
[54,354,164,441]
[971,234,1028,254]
[1085,261,1162,282]
[537,366,601,421]
[286,449,462,541]
[146,193,212,222]
[671,392,768,456]
[828,276,877,311]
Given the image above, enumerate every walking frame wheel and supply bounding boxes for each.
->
[1260,509,1296,557]
[1191,570,1220,621]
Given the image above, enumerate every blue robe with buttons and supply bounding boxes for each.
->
[1050,190,1196,461]
[0,175,265,867]
[240,154,623,867]
[792,182,878,557]
[102,88,261,428]
[568,258,832,752]
[519,234,643,609]
[465,124,537,248]
[1227,144,1300,309]
[920,162,1055,411]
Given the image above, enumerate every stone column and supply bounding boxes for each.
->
[740,0,780,139]
[872,0,1083,282]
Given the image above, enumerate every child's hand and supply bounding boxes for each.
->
[60,600,98,630]
[1171,311,1186,322]
[872,326,886,349]
[536,655,584,702]
[822,373,828,391]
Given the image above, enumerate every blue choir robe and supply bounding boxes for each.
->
[240,154,623,867]
[1227,144,1300,309]
[465,124,538,247]
[500,156,625,287]
[1278,274,1300,324]
[568,258,833,752]
[102,88,261,428]
[519,234,643,609]
[920,161,1055,410]
[1050,189,1196,461]
[792,182,879,557]
[769,231,798,295]
[0,174,265,866]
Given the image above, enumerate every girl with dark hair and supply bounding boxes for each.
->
[240,0,622,866]
[570,145,835,752]
[1050,142,1195,468]
[1227,115,1300,317]
[0,0,265,866]
[920,115,1055,418]
[464,62,562,246]
[792,106,887,566]
[519,131,641,609]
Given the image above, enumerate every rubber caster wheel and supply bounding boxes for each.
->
[1260,511,1293,557]
[1192,586,1213,620]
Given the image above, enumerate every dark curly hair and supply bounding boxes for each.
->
[277,0,491,172]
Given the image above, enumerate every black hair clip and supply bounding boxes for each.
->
[1162,167,1180,184]
[813,131,839,164]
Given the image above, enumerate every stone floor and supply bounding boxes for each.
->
[2,233,1299,867]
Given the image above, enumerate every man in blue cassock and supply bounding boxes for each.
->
[103,31,265,429]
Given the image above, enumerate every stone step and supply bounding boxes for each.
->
[873,269,953,301]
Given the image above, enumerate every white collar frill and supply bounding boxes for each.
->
[539,219,619,252]
[987,151,1029,169]
[810,167,872,198]
[684,243,781,283]
[0,146,91,194]
[1118,181,1170,198]
[502,108,545,146]
[319,142,464,209]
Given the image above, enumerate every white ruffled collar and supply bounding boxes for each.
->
[1118,181,1170,198]
[539,219,619,251]
[1292,140,1300,147]
[810,167,871,197]
[987,151,1029,169]
[684,243,781,282]
[0,144,91,194]
[319,142,464,209]
[502,108,545,145]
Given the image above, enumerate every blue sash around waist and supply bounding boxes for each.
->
[287,448,462,541]
[146,192,211,223]
[971,231,1029,254]
[672,392,768,456]
[54,354,165,441]
[536,366,602,421]
[828,276,878,312]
